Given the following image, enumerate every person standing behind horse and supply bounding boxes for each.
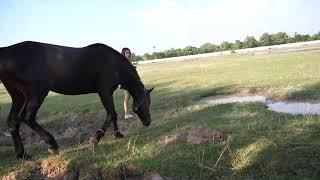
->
[121,47,134,119]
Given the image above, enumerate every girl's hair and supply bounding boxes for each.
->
[121,47,131,56]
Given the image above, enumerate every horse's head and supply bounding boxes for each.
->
[132,87,154,126]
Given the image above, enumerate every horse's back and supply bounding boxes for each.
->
[1,41,119,95]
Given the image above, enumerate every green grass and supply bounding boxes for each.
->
[1,50,320,179]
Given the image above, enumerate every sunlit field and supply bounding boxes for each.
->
[1,50,320,179]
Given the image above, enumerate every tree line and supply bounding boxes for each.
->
[132,31,320,61]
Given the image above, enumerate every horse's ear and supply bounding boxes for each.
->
[147,87,154,94]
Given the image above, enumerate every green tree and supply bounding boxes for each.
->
[292,32,303,42]
[199,42,218,53]
[164,48,177,58]
[288,36,296,43]
[142,53,152,60]
[220,41,232,51]
[183,46,199,55]
[139,31,319,59]
[132,54,143,62]
[259,33,273,46]
[301,34,312,41]
[233,40,243,49]
[292,32,313,42]
[313,31,320,40]
[273,32,289,45]
[243,36,258,48]
[175,48,184,56]
[152,52,165,59]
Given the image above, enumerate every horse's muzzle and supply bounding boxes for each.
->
[143,120,151,127]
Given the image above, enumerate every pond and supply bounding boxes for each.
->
[203,95,320,115]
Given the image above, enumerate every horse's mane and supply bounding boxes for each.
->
[85,43,107,48]
[117,54,144,89]
[111,50,145,96]
[89,43,145,91]
[12,41,145,91]
[100,44,142,81]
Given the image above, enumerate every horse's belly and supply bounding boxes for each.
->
[52,88,96,95]
[51,79,98,95]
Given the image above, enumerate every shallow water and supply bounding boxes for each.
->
[205,95,267,105]
[267,102,320,115]
[203,95,320,115]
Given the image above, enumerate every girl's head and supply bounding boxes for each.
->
[121,48,132,60]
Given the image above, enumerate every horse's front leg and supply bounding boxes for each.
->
[92,91,124,144]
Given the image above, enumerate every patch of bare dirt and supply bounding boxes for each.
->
[39,159,78,179]
[79,163,171,180]
[2,151,175,180]
[1,160,79,180]
[2,163,169,180]
[0,111,107,147]
[105,164,170,180]
[162,126,229,145]
[2,170,30,180]
[0,110,141,157]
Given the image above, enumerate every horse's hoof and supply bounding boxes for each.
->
[48,148,59,155]
[89,137,98,147]
[115,132,124,138]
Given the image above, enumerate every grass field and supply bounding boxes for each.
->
[1,50,320,179]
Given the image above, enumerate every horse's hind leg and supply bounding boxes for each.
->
[22,91,59,155]
[2,82,29,159]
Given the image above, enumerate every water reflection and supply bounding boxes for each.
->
[203,95,320,115]
[267,102,320,115]
[204,95,267,105]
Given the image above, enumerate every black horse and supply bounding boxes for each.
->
[0,41,153,159]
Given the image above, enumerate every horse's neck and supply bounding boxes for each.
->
[117,62,144,100]
[122,74,145,100]
[127,83,145,101]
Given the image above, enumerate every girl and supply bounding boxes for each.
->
[121,47,134,119]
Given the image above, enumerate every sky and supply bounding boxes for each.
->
[1,0,320,55]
